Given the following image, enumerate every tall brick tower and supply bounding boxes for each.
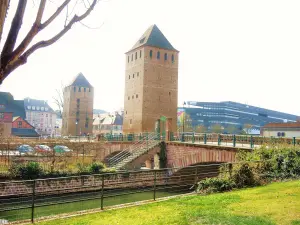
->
[62,73,94,136]
[123,24,179,134]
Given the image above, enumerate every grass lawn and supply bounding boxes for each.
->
[38,180,300,225]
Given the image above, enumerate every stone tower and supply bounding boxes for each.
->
[123,24,179,134]
[62,73,94,136]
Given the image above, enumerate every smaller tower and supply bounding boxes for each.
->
[62,73,94,136]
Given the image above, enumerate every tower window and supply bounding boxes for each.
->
[172,54,175,63]
[89,88,91,92]
[136,94,138,98]
[73,87,76,92]
[169,92,171,96]
[129,75,130,79]
[131,54,133,61]
[79,87,81,92]
[150,50,153,58]
[128,96,130,100]
[135,52,137,60]
[133,73,134,78]
[126,111,127,114]
[164,53,168,60]
[132,95,134,99]
[137,72,139,77]
[157,51,160,59]
[84,88,86,92]
[140,50,142,58]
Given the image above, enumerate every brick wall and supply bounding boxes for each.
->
[166,143,237,168]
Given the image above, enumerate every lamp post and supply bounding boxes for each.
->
[75,120,78,139]
[183,101,186,133]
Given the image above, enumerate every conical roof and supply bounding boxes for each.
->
[70,73,93,88]
[128,24,178,52]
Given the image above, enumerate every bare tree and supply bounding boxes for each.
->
[0,0,99,84]
[53,82,65,118]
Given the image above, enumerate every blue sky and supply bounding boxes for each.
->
[1,0,300,115]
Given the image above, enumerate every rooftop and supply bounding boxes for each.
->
[263,122,300,129]
[24,98,54,113]
[69,73,93,88]
[128,24,178,52]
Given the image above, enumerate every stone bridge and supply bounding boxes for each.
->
[103,141,247,170]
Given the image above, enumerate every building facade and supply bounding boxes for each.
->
[123,24,179,134]
[179,101,298,134]
[62,73,94,136]
[11,116,39,137]
[261,122,300,138]
[0,92,26,137]
[93,111,123,135]
[24,98,56,136]
[0,112,13,137]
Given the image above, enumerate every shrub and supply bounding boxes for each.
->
[232,163,260,188]
[197,177,235,194]
[89,162,105,173]
[10,162,43,180]
[102,167,116,173]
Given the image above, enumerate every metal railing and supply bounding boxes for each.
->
[0,163,226,224]
[107,133,160,169]
[170,133,300,149]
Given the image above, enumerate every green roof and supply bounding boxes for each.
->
[128,24,178,52]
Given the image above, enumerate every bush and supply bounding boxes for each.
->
[232,163,260,188]
[197,177,235,194]
[89,162,105,173]
[10,162,43,180]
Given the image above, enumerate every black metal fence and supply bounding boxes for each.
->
[0,163,223,224]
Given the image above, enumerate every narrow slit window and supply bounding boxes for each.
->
[157,51,160,59]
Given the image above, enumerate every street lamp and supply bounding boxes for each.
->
[75,120,78,137]
[183,101,186,133]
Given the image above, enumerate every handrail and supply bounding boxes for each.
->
[108,133,159,167]
[108,133,160,168]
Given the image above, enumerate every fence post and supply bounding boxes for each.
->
[293,137,296,146]
[218,134,221,146]
[204,133,207,144]
[250,136,254,148]
[194,167,198,187]
[31,180,36,223]
[153,170,157,201]
[101,175,104,210]
[233,135,236,147]
[146,132,149,149]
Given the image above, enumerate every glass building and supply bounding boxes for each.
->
[178,101,299,134]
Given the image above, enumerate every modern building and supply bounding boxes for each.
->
[0,92,26,137]
[178,101,298,134]
[261,122,300,138]
[123,24,179,134]
[62,73,94,136]
[24,98,56,136]
[11,116,39,137]
[93,111,123,135]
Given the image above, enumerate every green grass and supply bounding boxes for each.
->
[37,180,300,225]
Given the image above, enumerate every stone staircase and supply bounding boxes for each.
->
[107,133,161,170]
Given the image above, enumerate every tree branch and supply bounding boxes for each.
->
[1,0,27,58]
[40,0,71,30]
[0,0,10,46]
[3,0,98,79]
[3,0,46,66]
